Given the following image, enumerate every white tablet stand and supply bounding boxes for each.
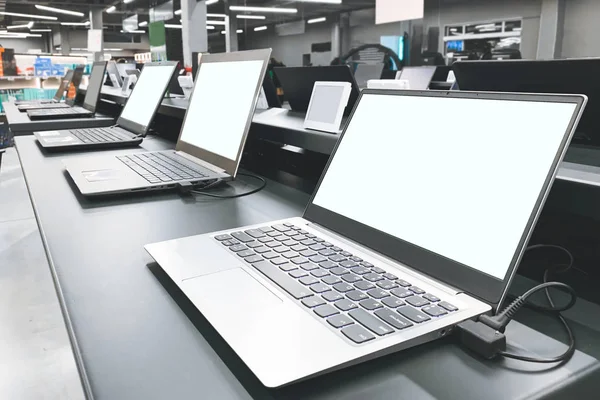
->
[303,81,352,134]
[178,75,194,98]
[109,73,121,88]
[121,75,137,96]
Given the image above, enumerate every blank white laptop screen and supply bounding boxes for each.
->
[179,60,264,161]
[398,66,436,89]
[119,65,175,127]
[307,84,346,124]
[313,94,576,279]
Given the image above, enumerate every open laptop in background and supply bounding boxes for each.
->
[105,60,123,88]
[452,58,600,148]
[63,49,271,196]
[27,62,107,120]
[17,67,83,110]
[35,61,177,151]
[353,63,385,89]
[396,66,437,89]
[145,89,585,388]
[274,65,360,115]
[262,74,281,108]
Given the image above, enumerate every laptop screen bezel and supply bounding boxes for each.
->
[302,89,586,309]
[174,49,271,177]
[82,61,108,112]
[116,61,178,136]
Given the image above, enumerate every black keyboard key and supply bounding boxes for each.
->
[340,260,358,268]
[230,244,248,252]
[291,244,307,252]
[309,255,327,263]
[406,296,430,307]
[300,263,318,271]
[289,270,308,279]
[231,231,254,243]
[423,293,441,302]
[382,273,398,280]
[422,305,447,317]
[377,280,399,290]
[372,267,386,274]
[314,304,339,318]
[215,234,232,241]
[333,283,354,293]
[272,224,291,232]
[359,299,383,310]
[340,251,352,257]
[367,289,390,299]
[245,255,263,263]
[330,267,347,276]
[410,286,425,294]
[349,309,394,336]
[327,314,354,328]
[332,246,342,252]
[311,283,331,293]
[347,290,369,302]
[329,254,347,263]
[309,244,326,252]
[311,268,329,278]
[341,325,375,344]
[245,229,265,238]
[439,301,458,312]
[341,273,361,283]
[237,250,254,258]
[300,249,317,257]
[364,273,384,282]
[375,309,413,330]
[299,276,319,286]
[279,263,297,272]
[302,295,325,308]
[319,249,336,256]
[350,266,370,275]
[390,288,412,298]
[335,299,357,311]
[252,261,312,299]
[361,261,374,268]
[322,275,342,285]
[354,280,375,291]
[319,261,337,269]
[322,291,343,302]
[398,306,431,323]
[291,257,309,265]
[381,297,406,308]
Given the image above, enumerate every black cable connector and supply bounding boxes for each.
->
[455,319,506,359]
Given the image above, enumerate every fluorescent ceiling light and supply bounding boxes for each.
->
[206,25,215,30]
[126,30,144,33]
[28,21,35,28]
[307,17,326,24]
[60,21,90,26]
[254,25,267,31]
[138,21,148,27]
[7,24,32,30]
[34,5,84,17]
[0,11,57,20]
[69,53,91,57]
[207,13,226,18]
[123,0,135,3]
[236,29,243,33]
[206,0,219,5]
[164,24,182,28]
[175,9,182,15]
[31,29,51,32]
[221,30,226,34]
[207,20,226,25]
[105,48,123,51]
[297,0,341,2]
[230,6,297,14]
[106,6,116,13]
[236,15,266,20]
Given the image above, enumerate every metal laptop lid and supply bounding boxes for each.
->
[53,70,73,101]
[273,65,360,115]
[81,61,108,113]
[452,58,600,147]
[65,65,85,106]
[303,89,586,310]
[116,61,178,136]
[174,48,272,177]
[397,66,437,89]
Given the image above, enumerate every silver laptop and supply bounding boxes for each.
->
[145,89,585,388]
[63,49,271,196]
[35,61,177,151]
[354,63,385,89]
[396,66,437,89]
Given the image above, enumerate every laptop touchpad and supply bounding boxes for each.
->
[83,169,121,182]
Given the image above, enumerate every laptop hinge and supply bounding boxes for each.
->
[175,151,226,174]
[306,221,463,297]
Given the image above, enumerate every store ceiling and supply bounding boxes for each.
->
[2,0,375,31]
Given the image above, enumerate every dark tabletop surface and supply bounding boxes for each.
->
[14,135,600,399]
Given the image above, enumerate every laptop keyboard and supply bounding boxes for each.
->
[68,127,133,144]
[29,107,88,116]
[215,223,458,345]
[117,152,210,184]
